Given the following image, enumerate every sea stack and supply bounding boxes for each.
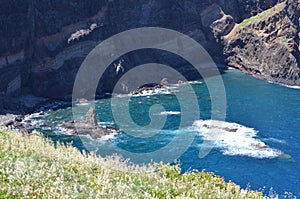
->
[86,107,98,127]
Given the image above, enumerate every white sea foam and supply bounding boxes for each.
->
[75,102,90,106]
[100,132,118,141]
[227,67,236,70]
[284,85,300,89]
[56,126,73,135]
[98,121,115,126]
[188,80,204,85]
[192,120,284,159]
[266,81,300,90]
[159,111,181,116]
[24,111,47,120]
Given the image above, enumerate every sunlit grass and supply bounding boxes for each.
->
[0,130,269,198]
[239,8,275,29]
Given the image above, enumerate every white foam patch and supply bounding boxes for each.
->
[159,111,181,116]
[75,102,90,106]
[267,81,300,90]
[284,85,300,89]
[56,126,74,135]
[24,111,48,120]
[56,125,119,141]
[227,67,236,70]
[188,80,204,85]
[98,122,115,126]
[100,132,118,141]
[192,120,284,159]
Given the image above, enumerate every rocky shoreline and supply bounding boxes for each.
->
[0,104,120,140]
[0,0,299,136]
[0,0,299,104]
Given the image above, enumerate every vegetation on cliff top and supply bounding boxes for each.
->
[0,130,269,198]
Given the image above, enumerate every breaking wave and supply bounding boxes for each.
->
[192,120,284,159]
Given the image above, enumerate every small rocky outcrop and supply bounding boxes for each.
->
[223,0,300,86]
[62,107,119,139]
[86,107,98,126]
[130,83,164,96]
[211,14,235,42]
[1,107,119,140]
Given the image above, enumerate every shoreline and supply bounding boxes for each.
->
[226,66,300,89]
[1,67,300,129]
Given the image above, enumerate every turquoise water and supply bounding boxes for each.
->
[31,69,300,197]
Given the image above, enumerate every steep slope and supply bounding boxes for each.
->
[224,0,300,86]
[0,0,293,107]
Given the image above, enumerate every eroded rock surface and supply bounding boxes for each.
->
[224,0,300,85]
[62,107,119,139]
[0,0,298,112]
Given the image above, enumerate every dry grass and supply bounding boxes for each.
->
[0,130,269,199]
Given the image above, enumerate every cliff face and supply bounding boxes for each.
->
[224,0,300,86]
[0,0,297,104]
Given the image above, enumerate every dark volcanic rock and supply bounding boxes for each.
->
[0,0,297,108]
[211,15,235,42]
[61,107,119,139]
[224,1,300,86]
[130,84,164,96]
[86,107,98,127]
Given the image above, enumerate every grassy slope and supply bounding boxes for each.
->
[0,130,267,199]
[238,7,275,29]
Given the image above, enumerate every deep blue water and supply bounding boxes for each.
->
[31,69,300,198]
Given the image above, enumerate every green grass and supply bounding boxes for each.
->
[0,130,269,198]
[239,8,275,29]
[280,37,293,44]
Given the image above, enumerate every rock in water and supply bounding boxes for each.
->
[86,107,98,127]
[61,107,120,139]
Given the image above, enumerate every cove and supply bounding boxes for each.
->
[27,69,300,198]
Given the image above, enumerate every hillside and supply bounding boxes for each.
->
[0,130,267,198]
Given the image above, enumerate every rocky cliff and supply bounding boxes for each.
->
[223,0,300,86]
[0,0,298,111]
